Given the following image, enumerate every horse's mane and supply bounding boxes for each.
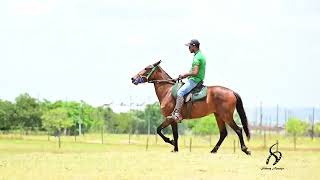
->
[159,66,172,80]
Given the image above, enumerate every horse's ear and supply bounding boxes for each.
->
[153,60,162,66]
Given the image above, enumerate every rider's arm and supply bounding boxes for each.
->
[180,65,199,79]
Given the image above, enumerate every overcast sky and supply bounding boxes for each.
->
[1,0,320,108]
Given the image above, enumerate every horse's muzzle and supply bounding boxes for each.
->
[131,78,137,85]
[132,77,144,85]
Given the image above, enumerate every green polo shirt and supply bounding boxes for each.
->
[189,50,206,83]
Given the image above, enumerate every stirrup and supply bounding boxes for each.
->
[172,113,183,123]
[166,115,182,122]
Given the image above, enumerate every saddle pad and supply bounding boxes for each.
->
[171,82,208,102]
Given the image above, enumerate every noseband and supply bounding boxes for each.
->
[134,65,159,84]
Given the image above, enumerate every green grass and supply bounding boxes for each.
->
[0,133,319,180]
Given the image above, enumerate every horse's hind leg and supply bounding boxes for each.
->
[227,118,251,155]
[157,118,175,146]
[211,114,227,153]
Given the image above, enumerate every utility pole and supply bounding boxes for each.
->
[148,110,151,136]
[147,97,151,136]
[285,108,288,124]
[311,107,315,140]
[79,101,83,136]
[97,106,103,144]
[130,96,132,135]
[284,108,287,135]
[276,104,279,134]
[260,101,263,135]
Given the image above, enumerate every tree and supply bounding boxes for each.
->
[0,100,15,130]
[285,117,309,150]
[15,93,42,132]
[64,101,82,135]
[143,103,163,134]
[285,118,309,136]
[42,108,74,133]
[314,122,320,137]
[131,110,148,134]
[78,102,96,133]
[46,101,96,135]
[186,115,219,135]
[112,112,133,133]
[90,107,105,132]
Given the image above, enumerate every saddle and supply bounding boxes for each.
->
[171,80,208,119]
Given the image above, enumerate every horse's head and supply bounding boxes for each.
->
[131,60,162,85]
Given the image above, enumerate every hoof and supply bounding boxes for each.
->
[245,150,251,155]
[171,150,178,153]
[210,150,217,154]
[211,146,219,154]
[242,147,251,155]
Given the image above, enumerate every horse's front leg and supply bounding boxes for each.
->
[171,121,179,152]
[157,118,175,146]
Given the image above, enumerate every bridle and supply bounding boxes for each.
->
[134,64,159,84]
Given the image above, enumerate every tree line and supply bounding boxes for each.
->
[0,93,219,135]
[0,93,319,137]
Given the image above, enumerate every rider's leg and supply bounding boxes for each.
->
[172,79,197,122]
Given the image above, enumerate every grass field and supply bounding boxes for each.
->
[0,133,319,180]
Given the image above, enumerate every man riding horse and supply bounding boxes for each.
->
[171,39,206,123]
[131,39,251,155]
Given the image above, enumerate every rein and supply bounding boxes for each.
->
[147,66,179,84]
[136,63,179,85]
[148,79,177,84]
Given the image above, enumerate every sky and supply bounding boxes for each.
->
[1,0,320,110]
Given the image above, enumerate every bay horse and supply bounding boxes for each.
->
[131,60,251,155]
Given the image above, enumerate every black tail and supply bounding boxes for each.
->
[233,92,250,141]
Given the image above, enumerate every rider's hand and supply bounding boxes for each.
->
[178,74,186,79]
